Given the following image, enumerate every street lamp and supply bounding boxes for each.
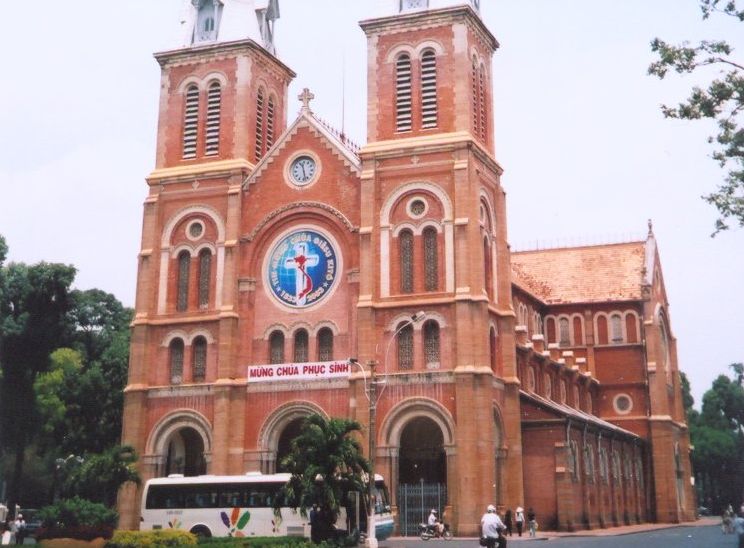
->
[53,454,84,502]
[350,311,425,548]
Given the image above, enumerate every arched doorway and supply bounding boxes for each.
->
[398,416,447,536]
[164,427,207,476]
[275,417,305,472]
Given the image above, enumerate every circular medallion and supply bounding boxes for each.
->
[266,229,339,309]
[289,155,317,186]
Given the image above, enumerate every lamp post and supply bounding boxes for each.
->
[53,454,84,502]
[351,311,425,548]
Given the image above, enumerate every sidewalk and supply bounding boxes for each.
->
[496,516,719,541]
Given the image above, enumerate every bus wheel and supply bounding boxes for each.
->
[190,526,212,539]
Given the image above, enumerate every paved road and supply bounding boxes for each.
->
[383,525,735,547]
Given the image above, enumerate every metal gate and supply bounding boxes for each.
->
[397,482,447,536]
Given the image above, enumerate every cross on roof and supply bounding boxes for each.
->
[298,88,315,112]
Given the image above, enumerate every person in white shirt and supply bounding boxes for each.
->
[514,506,524,537]
[481,504,506,548]
[427,509,443,536]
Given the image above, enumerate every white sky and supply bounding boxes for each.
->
[1,1,742,407]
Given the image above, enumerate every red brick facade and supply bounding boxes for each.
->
[118,3,695,535]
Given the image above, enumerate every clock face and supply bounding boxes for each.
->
[290,156,317,186]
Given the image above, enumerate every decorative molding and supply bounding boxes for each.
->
[242,201,356,242]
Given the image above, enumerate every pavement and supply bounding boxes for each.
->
[390,517,721,542]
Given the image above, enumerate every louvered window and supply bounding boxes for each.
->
[177,251,191,312]
[423,321,440,367]
[420,50,438,128]
[479,63,487,141]
[395,54,412,132]
[198,249,211,309]
[483,237,492,297]
[170,339,185,384]
[204,82,221,156]
[269,331,284,364]
[610,314,623,343]
[192,336,207,382]
[423,227,438,291]
[399,229,414,293]
[397,323,414,369]
[294,329,309,363]
[183,85,199,159]
[317,328,334,361]
[559,317,570,346]
[472,58,479,136]
[266,96,276,150]
[255,88,265,162]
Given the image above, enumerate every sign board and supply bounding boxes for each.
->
[247,360,352,383]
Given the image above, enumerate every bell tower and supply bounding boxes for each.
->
[357,2,524,535]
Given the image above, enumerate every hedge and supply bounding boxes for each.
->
[105,529,197,547]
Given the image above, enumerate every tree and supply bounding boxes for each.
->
[278,414,370,540]
[0,237,76,513]
[648,0,744,235]
[63,445,140,508]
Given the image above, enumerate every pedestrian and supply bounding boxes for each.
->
[504,508,513,537]
[724,504,735,534]
[480,504,507,548]
[733,509,744,548]
[13,515,25,546]
[527,507,537,537]
[514,505,524,537]
[309,504,320,543]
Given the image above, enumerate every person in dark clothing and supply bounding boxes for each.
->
[309,504,320,543]
[527,507,537,537]
[504,508,513,536]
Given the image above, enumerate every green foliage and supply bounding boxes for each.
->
[106,529,197,547]
[0,241,77,512]
[38,497,118,529]
[197,537,323,547]
[64,446,141,508]
[688,363,744,512]
[278,414,369,538]
[649,0,744,234]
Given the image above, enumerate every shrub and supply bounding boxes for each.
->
[36,497,118,540]
[105,529,197,547]
[35,524,114,541]
[197,538,313,547]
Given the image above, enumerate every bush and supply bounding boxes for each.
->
[196,537,348,547]
[36,497,118,540]
[105,529,197,547]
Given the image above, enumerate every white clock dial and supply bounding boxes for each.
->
[290,156,317,185]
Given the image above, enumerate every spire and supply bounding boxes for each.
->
[377,0,481,17]
[180,0,280,54]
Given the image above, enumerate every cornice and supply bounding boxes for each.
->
[147,159,254,184]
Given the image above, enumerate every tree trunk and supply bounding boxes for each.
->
[8,432,26,516]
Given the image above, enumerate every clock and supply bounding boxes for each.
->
[289,155,317,186]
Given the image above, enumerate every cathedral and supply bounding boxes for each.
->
[119,0,696,534]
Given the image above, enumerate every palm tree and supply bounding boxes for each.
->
[278,414,370,540]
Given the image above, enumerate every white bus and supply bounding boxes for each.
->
[140,472,394,540]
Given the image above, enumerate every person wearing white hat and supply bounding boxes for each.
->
[480,504,506,548]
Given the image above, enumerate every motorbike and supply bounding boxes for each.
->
[419,522,453,540]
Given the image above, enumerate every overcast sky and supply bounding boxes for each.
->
[1,0,742,406]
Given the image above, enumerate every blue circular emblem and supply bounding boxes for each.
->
[267,229,339,309]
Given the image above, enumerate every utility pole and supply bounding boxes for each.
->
[367,359,378,548]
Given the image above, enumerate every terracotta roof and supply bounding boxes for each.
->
[511,241,647,304]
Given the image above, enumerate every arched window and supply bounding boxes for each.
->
[626,313,639,343]
[194,0,219,42]
[183,85,199,159]
[397,323,414,369]
[471,57,479,136]
[573,316,583,345]
[399,229,414,293]
[423,320,440,368]
[559,317,570,346]
[423,227,438,291]
[294,329,309,363]
[610,313,623,343]
[546,317,556,344]
[192,336,207,382]
[269,331,284,364]
[204,82,221,156]
[483,237,492,298]
[170,338,185,384]
[478,63,487,141]
[420,50,438,129]
[177,251,191,312]
[255,88,265,162]
[198,249,211,309]
[395,53,412,132]
[596,315,609,345]
[317,328,334,361]
[489,327,497,373]
[266,95,276,150]
[584,446,595,481]
[659,314,671,381]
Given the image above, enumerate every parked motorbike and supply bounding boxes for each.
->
[419,522,453,540]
